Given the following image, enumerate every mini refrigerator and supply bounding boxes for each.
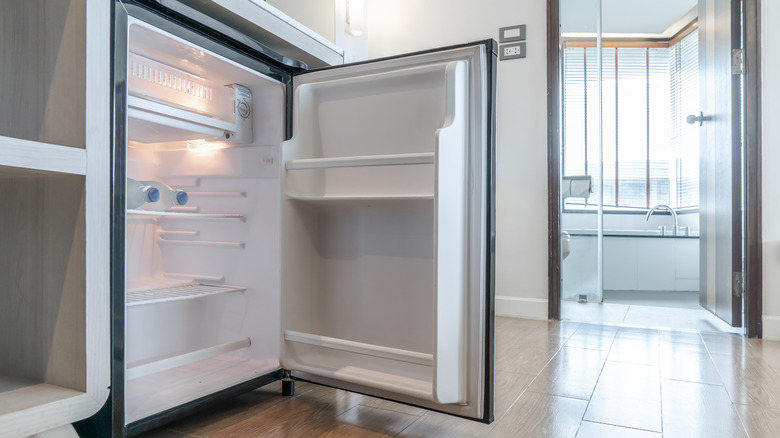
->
[81,0,496,435]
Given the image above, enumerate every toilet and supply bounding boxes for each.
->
[561,231,571,260]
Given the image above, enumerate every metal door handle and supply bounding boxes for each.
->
[686,112,711,126]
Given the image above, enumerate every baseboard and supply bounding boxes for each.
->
[763,315,780,340]
[495,296,548,320]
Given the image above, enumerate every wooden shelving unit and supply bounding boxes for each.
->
[0,0,111,436]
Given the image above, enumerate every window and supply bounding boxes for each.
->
[562,30,699,210]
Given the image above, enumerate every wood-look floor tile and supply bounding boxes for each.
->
[317,405,419,437]
[495,344,559,375]
[607,336,659,366]
[204,385,364,437]
[526,320,581,343]
[735,403,780,438]
[659,347,722,385]
[709,352,780,409]
[583,361,661,432]
[743,339,780,376]
[396,411,493,438]
[659,338,709,355]
[660,379,747,438]
[489,391,588,438]
[357,397,427,417]
[493,371,536,417]
[528,346,608,400]
[575,421,661,437]
[564,324,617,351]
[136,428,197,438]
[658,330,704,346]
[162,381,317,436]
[496,316,545,332]
[615,327,661,340]
[495,317,546,349]
[572,323,619,337]
[701,333,754,357]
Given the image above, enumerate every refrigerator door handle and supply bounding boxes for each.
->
[433,60,469,405]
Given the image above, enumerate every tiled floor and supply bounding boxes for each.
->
[139,317,780,437]
[561,299,743,334]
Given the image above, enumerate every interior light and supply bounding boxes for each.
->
[346,0,365,37]
[186,140,225,156]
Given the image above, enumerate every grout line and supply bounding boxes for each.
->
[578,420,662,435]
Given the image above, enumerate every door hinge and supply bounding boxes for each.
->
[733,271,745,298]
[732,49,744,75]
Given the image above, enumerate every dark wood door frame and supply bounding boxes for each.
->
[545,0,763,338]
[546,0,561,322]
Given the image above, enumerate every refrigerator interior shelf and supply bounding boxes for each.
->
[127,209,245,220]
[124,354,268,424]
[126,282,247,306]
[287,195,434,209]
[285,152,435,171]
[163,272,224,282]
[186,191,247,198]
[125,338,251,381]
[284,330,433,366]
[127,95,235,144]
[168,206,200,213]
[157,239,245,248]
[288,195,434,202]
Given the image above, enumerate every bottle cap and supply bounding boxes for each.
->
[175,190,189,205]
[145,187,160,202]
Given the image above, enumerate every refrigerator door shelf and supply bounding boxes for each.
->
[281,44,490,419]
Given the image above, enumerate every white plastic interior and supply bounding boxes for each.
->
[281,46,488,418]
[124,18,489,423]
[124,19,284,423]
[126,21,251,147]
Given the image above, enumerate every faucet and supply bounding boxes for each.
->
[645,204,678,236]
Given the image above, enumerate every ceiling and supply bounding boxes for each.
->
[560,0,698,35]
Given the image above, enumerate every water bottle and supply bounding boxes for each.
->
[140,180,189,211]
[127,178,160,209]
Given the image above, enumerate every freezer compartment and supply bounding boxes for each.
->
[126,20,270,148]
[0,168,87,415]
[281,57,473,406]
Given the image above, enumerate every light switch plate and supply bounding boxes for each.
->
[499,42,526,60]
[499,24,526,43]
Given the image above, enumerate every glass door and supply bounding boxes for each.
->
[560,0,604,306]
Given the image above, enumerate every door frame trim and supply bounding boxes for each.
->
[545,0,763,338]
[744,0,762,338]
[547,0,562,322]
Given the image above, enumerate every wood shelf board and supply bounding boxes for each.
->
[0,136,87,175]
[0,379,84,416]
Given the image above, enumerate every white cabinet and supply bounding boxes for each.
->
[0,1,110,436]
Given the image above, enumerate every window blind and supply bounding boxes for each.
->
[562,30,699,209]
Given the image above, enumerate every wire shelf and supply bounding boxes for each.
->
[127,282,246,306]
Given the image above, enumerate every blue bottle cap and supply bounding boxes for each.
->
[146,187,160,202]
[175,190,189,205]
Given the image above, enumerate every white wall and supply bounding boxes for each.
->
[265,0,778,330]
[762,1,780,339]
[364,0,550,319]
[266,0,336,42]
